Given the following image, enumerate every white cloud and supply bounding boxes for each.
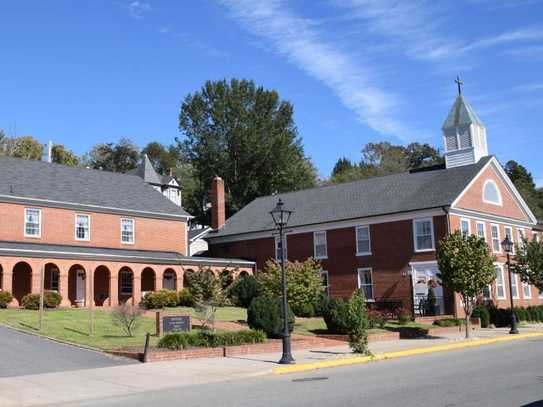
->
[513,82,543,92]
[462,28,543,52]
[220,0,422,141]
[127,1,151,19]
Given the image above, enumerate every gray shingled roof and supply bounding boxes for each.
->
[128,154,163,185]
[442,95,484,129]
[0,240,254,266]
[0,156,190,218]
[208,157,492,239]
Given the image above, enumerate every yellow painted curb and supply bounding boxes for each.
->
[273,332,543,375]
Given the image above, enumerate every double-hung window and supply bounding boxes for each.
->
[313,231,328,259]
[522,281,532,299]
[357,268,374,301]
[75,214,90,241]
[460,219,471,237]
[511,272,519,299]
[490,224,501,253]
[413,218,434,252]
[121,218,135,244]
[504,226,514,254]
[320,270,330,297]
[120,270,133,295]
[476,221,486,241]
[275,236,287,262]
[495,264,506,300]
[356,225,371,255]
[24,208,42,237]
[518,229,526,250]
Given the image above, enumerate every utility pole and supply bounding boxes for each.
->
[39,264,45,331]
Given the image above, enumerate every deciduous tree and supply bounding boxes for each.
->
[85,138,139,172]
[437,232,496,338]
[52,144,79,166]
[511,237,543,292]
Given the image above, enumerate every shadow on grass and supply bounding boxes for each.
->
[19,322,38,331]
[64,327,90,337]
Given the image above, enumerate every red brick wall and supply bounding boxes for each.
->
[0,202,187,254]
[209,215,452,312]
[455,164,529,221]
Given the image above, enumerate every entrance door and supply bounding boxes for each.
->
[411,262,444,316]
[76,270,86,306]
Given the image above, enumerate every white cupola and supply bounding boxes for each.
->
[442,77,488,169]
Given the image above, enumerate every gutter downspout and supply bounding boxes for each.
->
[441,205,457,318]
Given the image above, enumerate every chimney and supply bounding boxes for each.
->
[211,176,225,230]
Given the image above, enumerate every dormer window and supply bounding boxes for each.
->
[483,180,502,206]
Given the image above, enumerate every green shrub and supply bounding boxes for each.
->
[487,305,509,327]
[0,291,13,308]
[142,290,178,309]
[188,268,222,304]
[347,290,370,354]
[158,330,266,350]
[322,298,350,334]
[178,288,195,307]
[472,305,490,328]
[229,275,259,308]
[256,259,323,318]
[314,292,330,317]
[432,318,461,327]
[247,295,294,338]
[368,310,387,329]
[21,293,40,310]
[395,307,411,324]
[43,291,62,308]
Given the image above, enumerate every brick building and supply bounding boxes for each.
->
[0,156,253,307]
[207,92,542,317]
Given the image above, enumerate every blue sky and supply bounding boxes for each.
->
[1,0,543,182]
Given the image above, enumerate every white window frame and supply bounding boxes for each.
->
[504,226,515,254]
[413,218,435,252]
[533,232,540,242]
[274,235,287,262]
[120,270,133,295]
[313,231,328,259]
[460,218,471,237]
[24,208,42,238]
[490,224,501,254]
[495,263,506,300]
[522,281,532,299]
[511,272,519,299]
[74,214,91,241]
[355,225,371,256]
[357,267,374,302]
[482,179,503,206]
[476,221,486,241]
[518,228,526,250]
[320,270,330,297]
[120,218,135,245]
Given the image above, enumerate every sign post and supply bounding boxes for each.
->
[155,312,191,336]
[89,269,94,336]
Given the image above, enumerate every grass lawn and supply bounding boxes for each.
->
[149,306,247,322]
[0,306,248,351]
[294,317,388,336]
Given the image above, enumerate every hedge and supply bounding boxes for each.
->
[247,295,294,338]
[142,290,178,309]
[485,304,543,327]
[158,330,266,350]
[0,291,13,308]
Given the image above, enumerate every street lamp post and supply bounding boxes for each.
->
[270,198,295,365]
[501,236,519,335]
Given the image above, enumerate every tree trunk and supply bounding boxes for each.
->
[465,313,470,339]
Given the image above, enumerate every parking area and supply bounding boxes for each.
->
[0,325,134,377]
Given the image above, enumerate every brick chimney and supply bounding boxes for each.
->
[211,176,225,230]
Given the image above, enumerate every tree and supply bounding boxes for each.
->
[511,237,543,292]
[504,160,543,220]
[437,231,496,338]
[51,144,79,166]
[85,138,139,172]
[5,136,43,160]
[326,142,443,185]
[178,79,317,224]
[256,258,324,317]
[0,129,7,155]
[141,142,179,175]
[347,289,370,354]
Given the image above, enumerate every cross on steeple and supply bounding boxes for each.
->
[455,75,464,96]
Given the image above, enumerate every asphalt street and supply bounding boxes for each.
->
[0,325,134,377]
[72,337,543,407]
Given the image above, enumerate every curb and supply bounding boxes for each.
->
[273,332,543,375]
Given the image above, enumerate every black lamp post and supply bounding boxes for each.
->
[501,236,519,334]
[270,198,295,364]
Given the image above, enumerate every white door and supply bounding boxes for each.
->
[411,262,444,315]
[76,270,86,306]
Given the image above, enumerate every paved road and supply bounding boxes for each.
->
[74,338,543,407]
[0,325,134,377]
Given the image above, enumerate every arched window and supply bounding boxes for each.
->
[483,180,502,205]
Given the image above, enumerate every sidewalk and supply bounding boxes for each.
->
[0,327,541,406]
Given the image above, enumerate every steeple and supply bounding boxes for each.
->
[442,77,488,169]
